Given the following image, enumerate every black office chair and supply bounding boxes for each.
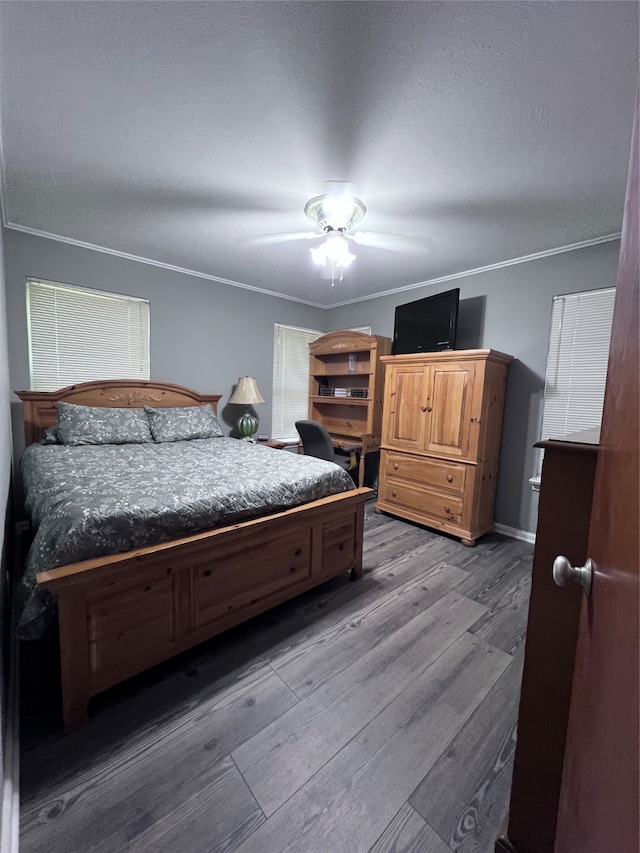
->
[295,420,360,481]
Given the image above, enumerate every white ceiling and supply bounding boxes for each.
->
[0,1,637,307]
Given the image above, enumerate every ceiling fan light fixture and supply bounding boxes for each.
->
[310,232,356,268]
[304,192,366,233]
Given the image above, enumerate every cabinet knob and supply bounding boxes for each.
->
[446,474,453,482]
[393,463,399,469]
[426,406,432,412]
[421,406,427,412]
[444,505,451,514]
[391,490,397,497]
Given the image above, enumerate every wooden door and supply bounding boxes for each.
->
[382,363,431,452]
[553,95,639,853]
[423,361,475,458]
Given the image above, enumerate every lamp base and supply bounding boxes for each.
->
[237,412,258,441]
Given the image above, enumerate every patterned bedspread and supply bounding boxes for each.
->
[17,437,355,640]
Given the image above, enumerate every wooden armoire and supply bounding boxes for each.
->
[375,348,513,545]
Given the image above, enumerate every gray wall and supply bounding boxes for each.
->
[0,225,13,844]
[4,229,327,454]
[3,229,621,534]
[325,240,621,533]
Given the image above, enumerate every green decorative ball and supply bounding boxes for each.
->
[238,412,258,439]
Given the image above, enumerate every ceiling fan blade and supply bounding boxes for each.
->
[243,231,318,246]
[350,231,428,256]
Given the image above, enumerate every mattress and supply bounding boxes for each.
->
[17,437,355,640]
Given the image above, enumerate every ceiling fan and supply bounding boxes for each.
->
[303,191,364,282]
[248,182,428,285]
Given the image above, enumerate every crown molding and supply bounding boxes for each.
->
[3,223,327,308]
[2,220,621,311]
[326,232,622,308]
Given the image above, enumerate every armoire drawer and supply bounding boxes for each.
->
[379,478,464,523]
[382,450,467,494]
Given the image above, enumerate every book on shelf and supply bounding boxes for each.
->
[316,387,369,398]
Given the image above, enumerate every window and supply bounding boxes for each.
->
[272,324,322,440]
[27,279,150,391]
[535,286,615,480]
[271,324,372,440]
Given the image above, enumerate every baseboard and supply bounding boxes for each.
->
[1,625,19,853]
[495,523,536,545]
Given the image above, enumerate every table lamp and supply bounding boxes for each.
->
[229,376,265,441]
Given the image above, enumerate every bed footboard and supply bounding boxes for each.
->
[37,488,369,731]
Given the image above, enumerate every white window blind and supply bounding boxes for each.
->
[272,323,322,440]
[536,286,615,476]
[27,279,150,391]
[271,324,374,440]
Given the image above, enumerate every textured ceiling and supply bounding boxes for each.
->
[0,1,637,307]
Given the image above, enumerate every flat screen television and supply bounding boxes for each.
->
[391,288,460,355]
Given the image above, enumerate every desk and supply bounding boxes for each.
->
[292,435,379,487]
[329,434,380,488]
[256,438,291,449]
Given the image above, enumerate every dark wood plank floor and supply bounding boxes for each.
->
[20,503,533,853]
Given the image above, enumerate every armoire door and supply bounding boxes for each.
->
[423,361,475,458]
[382,363,431,452]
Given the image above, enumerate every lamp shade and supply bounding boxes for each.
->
[229,376,265,405]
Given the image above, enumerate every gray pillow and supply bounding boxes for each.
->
[144,404,223,442]
[56,402,154,446]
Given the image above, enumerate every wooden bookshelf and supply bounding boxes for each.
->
[308,331,392,486]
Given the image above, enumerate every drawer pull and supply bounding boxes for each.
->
[421,406,427,412]
[392,490,397,497]
[444,505,451,514]
[426,406,432,412]
[393,463,399,470]
[446,474,453,482]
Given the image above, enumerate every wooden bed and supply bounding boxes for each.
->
[16,380,369,732]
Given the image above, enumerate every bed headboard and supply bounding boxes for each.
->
[15,380,223,447]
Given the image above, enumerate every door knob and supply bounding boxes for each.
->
[552,555,593,596]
